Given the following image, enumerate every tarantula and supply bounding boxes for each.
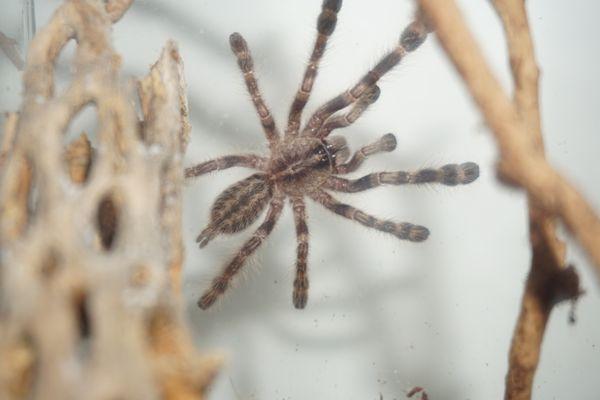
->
[186,0,479,310]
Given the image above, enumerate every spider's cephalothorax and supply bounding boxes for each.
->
[270,135,350,195]
[186,0,480,310]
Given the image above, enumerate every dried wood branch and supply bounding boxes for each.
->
[417,0,600,275]
[490,2,580,399]
[416,1,587,399]
[104,0,134,22]
[0,0,219,399]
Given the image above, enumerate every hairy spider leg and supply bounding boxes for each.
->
[197,194,285,309]
[326,162,480,192]
[309,189,429,241]
[304,19,431,135]
[334,133,397,174]
[229,32,280,148]
[184,154,268,178]
[286,0,342,136]
[290,196,310,309]
[316,85,380,138]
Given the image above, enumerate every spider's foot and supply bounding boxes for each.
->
[379,133,397,152]
[458,162,480,184]
[398,223,430,242]
[197,291,218,310]
[440,162,479,186]
[293,278,309,309]
[196,227,216,248]
[198,277,228,309]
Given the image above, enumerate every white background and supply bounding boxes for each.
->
[2,1,599,399]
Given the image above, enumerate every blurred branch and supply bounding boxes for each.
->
[416,0,587,399]
[490,1,580,399]
[0,0,219,398]
[104,0,134,22]
[0,31,24,70]
[417,0,600,275]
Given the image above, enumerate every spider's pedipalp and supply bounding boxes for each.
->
[229,32,280,147]
[286,0,342,136]
[317,85,381,138]
[327,162,480,192]
[290,196,310,309]
[184,154,268,179]
[198,194,285,309]
[310,190,429,242]
[304,19,430,134]
[335,133,397,174]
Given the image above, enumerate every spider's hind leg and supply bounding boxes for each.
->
[198,194,285,309]
[185,154,268,179]
[310,189,429,242]
[291,196,310,309]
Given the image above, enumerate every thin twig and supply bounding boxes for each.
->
[490,1,570,399]
[417,1,586,399]
[490,1,586,398]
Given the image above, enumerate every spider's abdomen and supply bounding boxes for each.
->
[210,173,273,234]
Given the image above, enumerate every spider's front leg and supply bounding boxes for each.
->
[197,193,285,309]
[229,32,280,148]
[290,196,310,309]
[326,162,480,192]
[309,189,429,242]
[184,154,268,178]
[286,0,342,136]
[304,17,432,135]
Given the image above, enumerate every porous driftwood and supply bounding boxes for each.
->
[0,0,219,399]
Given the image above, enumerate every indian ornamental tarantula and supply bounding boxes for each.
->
[185,0,479,310]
